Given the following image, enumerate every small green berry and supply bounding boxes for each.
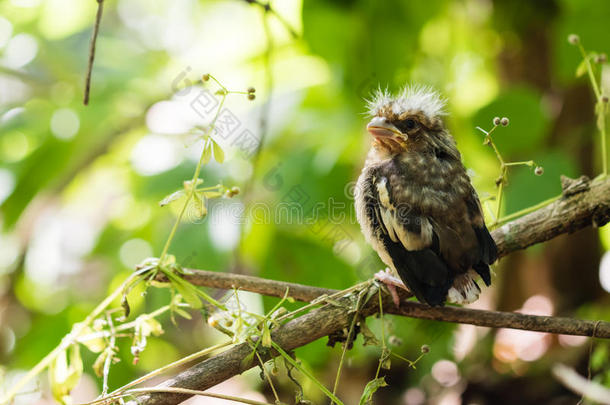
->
[534,166,544,176]
[202,74,210,81]
[493,117,501,126]
[500,117,509,127]
[568,34,580,45]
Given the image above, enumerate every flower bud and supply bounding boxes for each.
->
[247,86,256,93]
[421,344,430,354]
[534,166,544,176]
[202,74,210,81]
[602,95,609,103]
[500,117,509,127]
[493,117,501,126]
[568,34,580,45]
[248,93,256,101]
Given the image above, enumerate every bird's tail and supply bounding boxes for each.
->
[447,270,481,304]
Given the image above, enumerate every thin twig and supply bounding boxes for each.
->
[101,312,116,396]
[553,364,610,405]
[83,0,105,105]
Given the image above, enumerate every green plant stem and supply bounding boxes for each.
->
[82,386,275,405]
[105,341,232,398]
[271,341,344,405]
[495,194,560,226]
[275,280,371,323]
[600,108,608,176]
[101,313,116,396]
[374,290,387,380]
[504,160,534,167]
[577,42,607,176]
[331,290,366,405]
[0,269,148,404]
[494,168,506,223]
[577,43,602,98]
[254,352,281,403]
[158,95,227,264]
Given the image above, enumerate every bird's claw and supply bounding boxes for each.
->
[374,268,407,307]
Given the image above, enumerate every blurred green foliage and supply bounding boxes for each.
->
[1,0,610,404]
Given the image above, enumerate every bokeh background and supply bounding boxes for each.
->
[1,0,610,404]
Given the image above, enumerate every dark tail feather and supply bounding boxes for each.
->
[475,226,498,264]
[473,262,491,286]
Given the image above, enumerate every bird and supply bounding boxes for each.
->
[354,85,498,306]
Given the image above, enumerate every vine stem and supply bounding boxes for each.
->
[158,95,227,264]
[82,387,275,405]
[0,269,148,404]
[330,289,367,405]
[576,42,607,176]
[102,341,232,400]
[495,194,560,226]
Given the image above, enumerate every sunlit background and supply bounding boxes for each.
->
[1,0,610,404]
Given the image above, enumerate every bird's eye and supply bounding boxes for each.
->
[395,118,418,133]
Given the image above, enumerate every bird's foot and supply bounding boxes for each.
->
[374,268,407,307]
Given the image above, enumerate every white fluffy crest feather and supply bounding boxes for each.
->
[366,85,447,118]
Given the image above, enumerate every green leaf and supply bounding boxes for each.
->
[261,324,272,347]
[50,345,84,405]
[202,142,212,165]
[358,377,387,405]
[139,317,164,337]
[212,139,224,163]
[192,192,208,219]
[202,191,223,198]
[240,350,255,370]
[92,350,109,377]
[575,59,588,78]
[79,326,106,353]
[359,321,379,346]
[596,101,606,131]
[174,307,192,320]
[592,343,608,371]
[159,190,185,207]
[164,271,202,309]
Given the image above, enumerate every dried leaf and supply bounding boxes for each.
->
[359,321,379,346]
[358,377,387,405]
[92,350,109,377]
[159,190,185,207]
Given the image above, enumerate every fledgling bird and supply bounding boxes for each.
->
[355,86,498,306]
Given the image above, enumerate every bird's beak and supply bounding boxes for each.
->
[367,116,406,141]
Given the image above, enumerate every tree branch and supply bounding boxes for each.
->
[83,0,104,105]
[134,175,610,404]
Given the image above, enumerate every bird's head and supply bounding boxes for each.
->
[365,86,454,156]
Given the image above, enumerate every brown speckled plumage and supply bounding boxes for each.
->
[356,86,497,306]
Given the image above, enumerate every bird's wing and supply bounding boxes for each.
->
[371,176,453,305]
[463,185,498,285]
